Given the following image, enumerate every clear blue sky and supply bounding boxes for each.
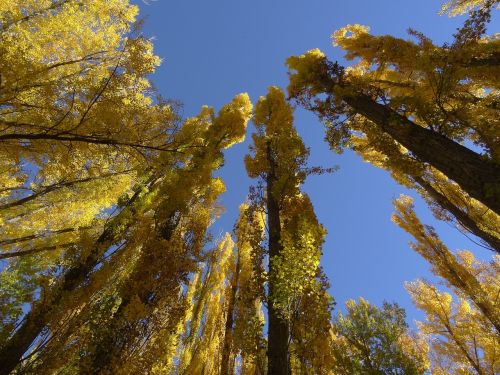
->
[134,0,496,326]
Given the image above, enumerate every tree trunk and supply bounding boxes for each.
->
[343,92,500,217]
[266,144,290,375]
[436,246,500,335]
[415,176,500,253]
[220,253,240,375]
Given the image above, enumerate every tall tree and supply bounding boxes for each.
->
[0,2,180,369]
[245,86,333,375]
[393,195,500,335]
[0,0,178,259]
[175,235,236,375]
[392,195,499,374]
[221,204,266,375]
[0,94,252,373]
[174,204,266,375]
[286,1,500,217]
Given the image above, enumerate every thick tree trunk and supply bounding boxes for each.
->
[0,180,156,375]
[343,93,500,217]
[266,145,290,375]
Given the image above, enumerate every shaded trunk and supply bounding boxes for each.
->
[0,242,77,260]
[0,132,175,153]
[415,176,500,253]
[266,144,290,375]
[0,178,158,375]
[436,247,500,336]
[343,93,500,217]
[220,253,240,375]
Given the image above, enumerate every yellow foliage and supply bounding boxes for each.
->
[440,0,499,15]
[286,49,329,98]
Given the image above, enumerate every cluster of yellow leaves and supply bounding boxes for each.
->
[286,49,331,99]
[272,195,326,318]
[407,279,499,374]
[393,195,500,373]
[440,0,500,16]
[0,0,174,267]
[245,86,308,189]
[232,204,266,372]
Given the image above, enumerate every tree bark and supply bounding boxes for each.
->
[343,92,500,217]
[266,144,290,375]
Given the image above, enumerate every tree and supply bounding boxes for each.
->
[286,1,500,219]
[175,235,236,375]
[245,86,334,375]
[0,93,252,374]
[222,204,266,375]
[0,0,178,260]
[330,298,429,375]
[392,194,499,373]
[408,278,499,375]
[393,195,500,335]
[173,204,267,375]
[0,2,179,369]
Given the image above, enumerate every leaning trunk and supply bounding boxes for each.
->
[415,176,500,253]
[343,92,500,217]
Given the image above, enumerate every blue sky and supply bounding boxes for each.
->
[134,0,497,325]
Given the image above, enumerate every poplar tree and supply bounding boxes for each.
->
[174,204,266,375]
[393,195,500,336]
[0,92,252,373]
[221,204,266,375]
[245,86,334,375]
[286,1,500,220]
[393,196,500,374]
